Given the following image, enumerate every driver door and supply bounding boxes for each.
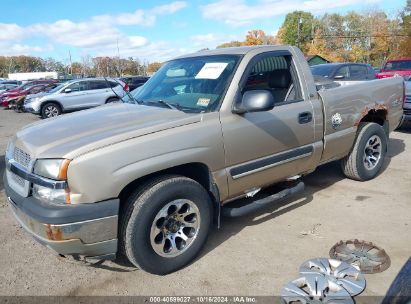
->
[220,52,319,198]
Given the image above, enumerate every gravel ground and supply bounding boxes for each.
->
[0,108,410,298]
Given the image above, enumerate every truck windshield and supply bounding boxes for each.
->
[383,60,411,71]
[129,55,240,112]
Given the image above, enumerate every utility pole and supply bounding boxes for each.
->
[117,38,121,77]
[296,16,303,49]
[8,57,13,75]
[68,50,73,75]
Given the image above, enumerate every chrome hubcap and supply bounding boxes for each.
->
[363,135,382,170]
[45,106,58,117]
[150,199,200,258]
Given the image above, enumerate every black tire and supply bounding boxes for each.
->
[41,102,61,119]
[106,97,119,103]
[119,175,212,275]
[341,122,387,181]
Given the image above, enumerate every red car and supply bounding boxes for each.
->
[377,58,411,79]
[0,83,57,107]
[0,79,57,100]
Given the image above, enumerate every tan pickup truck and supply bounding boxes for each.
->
[4,45,405,274]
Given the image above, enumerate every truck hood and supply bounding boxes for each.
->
[13,103,201,159]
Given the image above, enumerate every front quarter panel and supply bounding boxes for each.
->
[66,112,226,204]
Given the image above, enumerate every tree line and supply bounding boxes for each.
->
[1,4,410,77]
[217,6,411,67]
[0,55,163,78]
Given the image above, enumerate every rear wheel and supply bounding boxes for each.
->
[106,97,119,103]
[119,176,212,274]
[41,102,61,119]
[341,122,387,181]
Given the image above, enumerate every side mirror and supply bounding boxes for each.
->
[233,90,275,114]
[334,75,345,80]
[64,88,72,93]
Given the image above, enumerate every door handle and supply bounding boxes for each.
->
[298,111,312,124]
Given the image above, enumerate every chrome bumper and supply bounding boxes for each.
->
[8,196,118,258]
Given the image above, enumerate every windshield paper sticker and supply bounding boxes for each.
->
[197,98,210,107]
[195,63,228,79]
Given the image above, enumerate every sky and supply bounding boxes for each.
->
[0,0,406,63]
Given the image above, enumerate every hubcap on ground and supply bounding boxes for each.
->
[299,258,366,296]
[329,240,391,274]
[45,106,58,117]
[281,275,354,304]
[363,135,382,170]
[150,199,200,258]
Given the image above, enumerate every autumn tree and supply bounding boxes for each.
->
[147,62,162,74]
[216,41,242,48]
[277,11,315,53]
[399,4,411,57]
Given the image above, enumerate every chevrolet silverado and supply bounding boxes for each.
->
[4,45,405,274]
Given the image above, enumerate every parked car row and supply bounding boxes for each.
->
[0,76,149,118]
[310,62,377,84]
[310,58,411,84]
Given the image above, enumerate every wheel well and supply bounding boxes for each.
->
[118,163,220,214]
[106,96,119,103]
[360,109,387,126]
[41,100,62,112]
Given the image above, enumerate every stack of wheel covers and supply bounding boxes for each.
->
[281,258,366,304]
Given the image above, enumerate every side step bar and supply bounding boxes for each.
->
[222,181,305,218]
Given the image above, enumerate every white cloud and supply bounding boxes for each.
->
[0,1,188,61]
[190,33,242,48]
[95,40,184,62]
[0,23,25,41]
[0,42,53,56]
[151,1,188,15]
[201,0,383,26]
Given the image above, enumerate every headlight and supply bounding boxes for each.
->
[33,159,70,180]
[32,184,69,205]
[26,97,40,104]
[5,138,15,156]
[32,159,71,205]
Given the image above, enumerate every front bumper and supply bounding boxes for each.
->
[4,171,120,259]
[23,104,39,114]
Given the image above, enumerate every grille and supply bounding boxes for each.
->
[404,109,411,115]
[406,95,411,103]
[13,147,31,168]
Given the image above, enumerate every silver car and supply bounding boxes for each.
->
[24,78,127,118]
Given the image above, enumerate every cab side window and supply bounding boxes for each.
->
[243,55,303,104]
[349,65,367,80]
[88,80,108,90]
[335,66,350,79]
[67,81,88,92]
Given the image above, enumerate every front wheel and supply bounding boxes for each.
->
[41,103,61,119]
[341,122,387,181]
[119,176,212,274]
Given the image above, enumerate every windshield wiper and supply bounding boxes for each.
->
[146,100,182,111]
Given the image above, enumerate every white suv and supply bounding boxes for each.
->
[24,78,127,118]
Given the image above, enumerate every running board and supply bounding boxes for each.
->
[222,181,304,218]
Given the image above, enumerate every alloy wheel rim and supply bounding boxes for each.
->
[150,199,201,258]
[363,135,382,170]
[45,106,58,117]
